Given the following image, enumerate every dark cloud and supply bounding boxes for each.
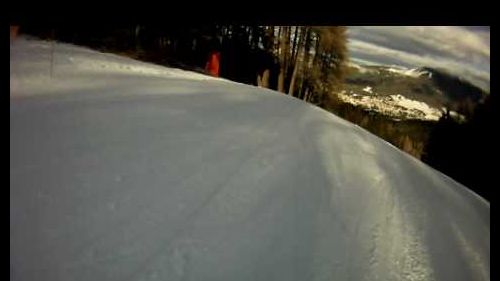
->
[463,26,490,32]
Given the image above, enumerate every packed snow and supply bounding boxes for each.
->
[11,37,489,281]
[10,37,229,98]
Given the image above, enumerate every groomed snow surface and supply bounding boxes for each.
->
[11,38,489,281]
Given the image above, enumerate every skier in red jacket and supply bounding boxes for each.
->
[205,38,221,77]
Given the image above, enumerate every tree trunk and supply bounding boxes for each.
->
[277,26,289,93]
[277,27,285,92]
[303,88,310,102]
[257,69,271,88]
[278,71,285,92]
[290,26,299,63]
[288,27,305,96]
[298,27,311,98]
[261,69,270,88]
[312,31,321,68]
[276,26,281,56]
[288,64,299,96]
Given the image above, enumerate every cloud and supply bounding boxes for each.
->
[347,26,490,91]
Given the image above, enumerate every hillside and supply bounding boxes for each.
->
[339,63,488,122]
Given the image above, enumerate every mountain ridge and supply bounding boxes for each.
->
[341,63,488,121]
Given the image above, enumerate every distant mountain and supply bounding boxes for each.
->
[420,66,486,104]
[339,63,488,121]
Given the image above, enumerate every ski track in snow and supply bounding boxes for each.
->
[10,37,489,281]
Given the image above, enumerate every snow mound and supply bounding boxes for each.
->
[11,38,489,281]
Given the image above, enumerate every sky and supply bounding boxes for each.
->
[347,26,490,91]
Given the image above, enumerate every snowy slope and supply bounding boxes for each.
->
[11,38,489,281]
[10,37,227,98]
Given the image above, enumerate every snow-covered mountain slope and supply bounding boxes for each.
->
[11,38,489,281]
[337,90,444,121]
[343,62,486,121]
[347,62,432,78]
[385,65,432,78]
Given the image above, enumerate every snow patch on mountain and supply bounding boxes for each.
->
[338,90,443,121]
[363,86,373,93]
[347,61,379,74]
[386,67,432,78]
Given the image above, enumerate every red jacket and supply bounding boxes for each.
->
[205,52,220,77]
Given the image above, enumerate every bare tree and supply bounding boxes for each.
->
[288,26,306,96]
[277,26,291,93]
